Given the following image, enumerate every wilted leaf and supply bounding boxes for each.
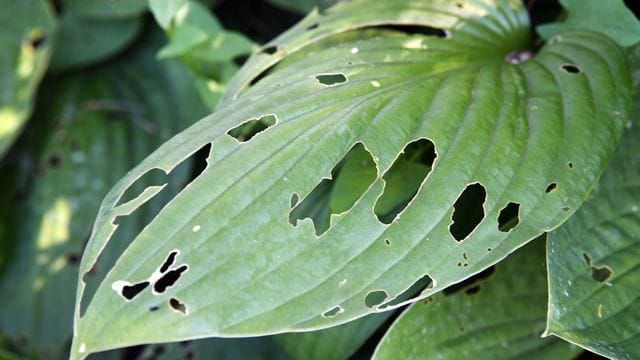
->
[72,0,631,357]
[544,44,640,360]
[373,239,580,359]
[0,0,55,159]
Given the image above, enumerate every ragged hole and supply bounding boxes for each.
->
[289,142,377,235]
[306,23,319,31]
[369,24,449,38]
[169,297,187,314]
[443,266,495,296]
[449,183,487,241]
[374,138,436,224]
[248,63,277,86]
[260,45,278,55]
[316,74,347,86]
[364,290,388,308]
[561,64,581,74]
[121,281,150,300]
[582,252,613,283]
[227,115,277,142]
[379,274,433,309]
[154,265,188,294]
[497,202,520,232]
[79,142,211,316]
[545,182,557,193]
[115,168,167,206]
[159,251,178,273]
[322,306,343,318]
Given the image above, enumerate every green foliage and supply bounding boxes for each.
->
[0,1,639,359]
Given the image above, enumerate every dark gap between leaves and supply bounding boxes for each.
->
[443,266,495,296]
[379,274,433,309]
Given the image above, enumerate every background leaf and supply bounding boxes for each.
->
[537,0,640,48]
[373,239,580,359]
[544,44,640,359]
[72,0,632,357]
[0,29,206,358]
[0,0,55,159]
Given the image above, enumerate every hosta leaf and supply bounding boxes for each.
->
[0,0,55,159]
[537,0,640,48]
[373,239,580,359]
[49,14,143,72]
[72,0,631,357]
[61,0,148,19]
[544,45,640,359]
[276,312,391,360]
[0,31,206,358]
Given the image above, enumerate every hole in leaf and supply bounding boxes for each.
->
[443,266,495,296]
[159,251,178,273]
[232,54,250,67]
[322,306,343,318]
[545,182,557,193]
[79,141,210,314]
[261,45,278,55]
[316,74,347,86]
[121,281,150,300]
[227,114,277,142]
[169,297,187,314]
[114,168,167,206]
[567,162,574,169]
[154,265,188,294]
[364,290,388,308]
[561,64,581,74]
[306,23,319,30]
[289,142,377,235]
[497,202,520,232]
[582,252,613,283]
[29,34,46,49]
[374,138,436,224]
[248,63,277,86]
[369,24,448,38]
[380,274,433,308]
[384,239,391,246]
[563,206,571,212]
[449,183,487,241]
[149,305,159,312]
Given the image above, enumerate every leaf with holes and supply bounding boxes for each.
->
[373,239,581,359]
[0,0,55,160]
[72,0,632,357]
[543,44,640,359]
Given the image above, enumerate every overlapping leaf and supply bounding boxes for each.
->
[544,44,640,359]
[373,239,580,359]
[72,0,631,357]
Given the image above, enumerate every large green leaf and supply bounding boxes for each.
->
[0,0,55,159]
[62,0,148,19]
[72,0,631,357]
[0,31,206,358]
[544,45,640,359]
[373,239,580,359]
